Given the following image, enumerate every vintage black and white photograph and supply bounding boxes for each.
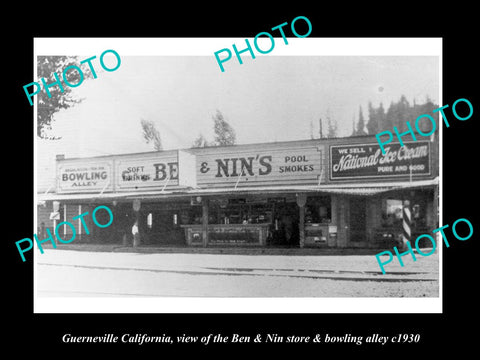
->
[33,38,441,313]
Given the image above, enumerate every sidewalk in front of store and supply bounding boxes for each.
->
[40,242,435,256]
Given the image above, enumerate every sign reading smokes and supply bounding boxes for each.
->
[330,142,430,180]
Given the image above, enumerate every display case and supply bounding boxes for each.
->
[181,223,270,246]
[304,223,328,246]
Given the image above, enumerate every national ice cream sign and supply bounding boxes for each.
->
[330,141,430,180]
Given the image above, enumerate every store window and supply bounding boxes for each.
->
[208,198,274,225]
[305,196,331,224]
[381,192,429,229]
[411,198,427,229]
[381,199,403,227]
[176,206,202,225]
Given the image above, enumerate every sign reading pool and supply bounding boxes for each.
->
[330,141,430,180]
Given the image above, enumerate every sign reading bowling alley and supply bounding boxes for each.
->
[330,141,431,180]
[57,160,113,193]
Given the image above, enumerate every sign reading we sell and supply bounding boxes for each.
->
[330,141,431,180]
[196,144,323,187]
[57,161,113,193]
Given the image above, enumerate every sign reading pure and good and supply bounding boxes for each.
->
[330,141,430,180]
[57,161,113,193]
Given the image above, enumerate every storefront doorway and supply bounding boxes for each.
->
[349,197,366,243]
[272,202,299,246]
[143,208,186,245]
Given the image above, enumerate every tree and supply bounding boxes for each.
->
[409,96,439,141]
[192,133,210,148]
[395,95,411,132]
[366,101,378,135]
[309,120,315,139]
[213,110,236,146]
[191,110,236,147]
[364,96,438,138]
[376,102,386,132]
[319,117,324,138]
[326,114,337,138]
[140,119,162,151]
[36,56,93,139]
[355,106,367,135]
[386,95,410,132]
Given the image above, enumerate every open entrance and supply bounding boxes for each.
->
[143,208,186,245]
[271,202,299,246]
[349,197,366,243]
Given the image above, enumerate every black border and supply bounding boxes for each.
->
[7,5,479,355]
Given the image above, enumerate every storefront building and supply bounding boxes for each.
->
[37,135,439,249]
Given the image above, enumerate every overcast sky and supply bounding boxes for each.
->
[39,54,439,160]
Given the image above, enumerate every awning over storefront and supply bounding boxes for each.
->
[37,177,439,203]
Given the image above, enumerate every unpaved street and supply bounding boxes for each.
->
[36,249,439,298]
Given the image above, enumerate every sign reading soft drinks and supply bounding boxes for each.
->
[330,141,430,180]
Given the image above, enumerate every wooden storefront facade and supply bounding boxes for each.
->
[37,135,439,249]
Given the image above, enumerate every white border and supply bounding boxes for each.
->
[33,37,442,314]
[34,37,442,56]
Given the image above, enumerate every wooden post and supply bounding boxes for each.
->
[433,185,439,253]
[296,194,307,248]
[63,203,67,237]
[78,205,82,241]
[133,200,141,247]
[202,198,209,248]
[299,205,305,248]
[329,195,338,247]
[338,195,347,248]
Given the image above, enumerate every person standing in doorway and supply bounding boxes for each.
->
[132,220,140,247]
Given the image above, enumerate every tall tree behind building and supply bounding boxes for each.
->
[366,101,386,135]
[409,96,438,136]
[326,114,338,138]
[386,95,410,133]
[36,56,94,139]
[353,106,367,136]
[319,117,324,138]
[309,120,315,139]
[140,119,163,151]
[192,133,210,148]
[361,96,438,138]
[213,110,236,146]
